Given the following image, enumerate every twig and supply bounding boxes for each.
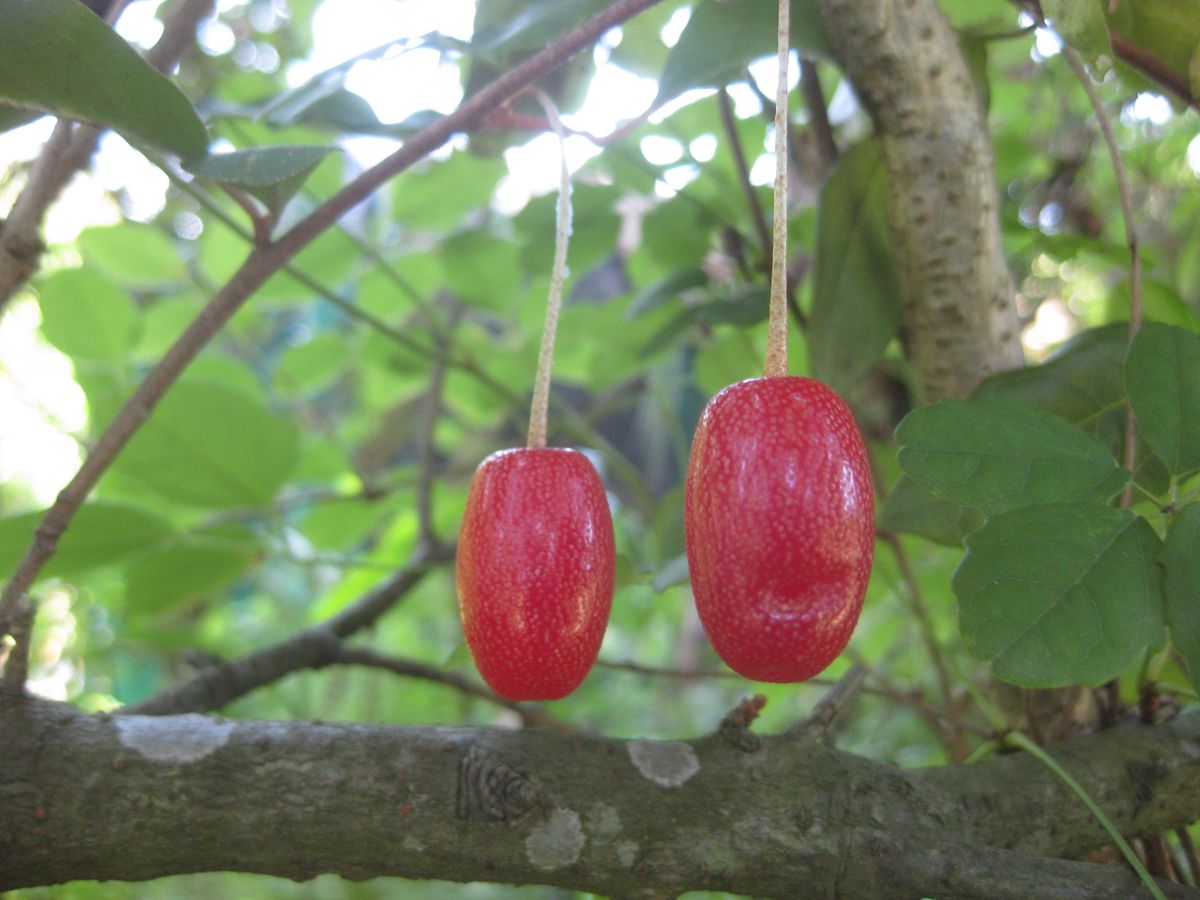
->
[717,88,772,263]
[1176,827,1200,887]
[124,542,454,715]
[416,302,460,548]
[0,0,668,692]
[798,57,837,174]
[1110,31,1198,113]
[880,531,967,759]
[0,0,215,314]
[791,662,865,739]
[1060,46,1142,510]
[595,658,743,679]
[332,646,569,731]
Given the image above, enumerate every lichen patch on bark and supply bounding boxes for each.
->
[627,740,699,787]
[525,807,585,870]
[115,714,234,764]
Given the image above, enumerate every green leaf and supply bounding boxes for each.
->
[878,475,985,546]
[657,0,831,101]
[1162,503,1200,684]
[36,268,139,362]
[1125,322,1200,477]
[954,504,1164,687]
[0,502,174,579]
[111,382,300,508]
[124,526,259,615]
[896,398,1130,514]
[0,0,208,159]
[187,146,339,220]
[1043,0,1113,61]
[972,324,1169,494]
[393,152,507,231]
[78,223,183,286]
[809,140,903,393]
[0,102,40,134]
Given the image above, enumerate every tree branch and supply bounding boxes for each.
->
[124,542,454,715]
[0,0,668,692]
[817,0,1025,401]
[2,698,1196,896]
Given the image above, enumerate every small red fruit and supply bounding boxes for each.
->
[684,376,874,682]
[456,448,615,701]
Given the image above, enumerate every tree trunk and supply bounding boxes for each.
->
[819,0,1025,400]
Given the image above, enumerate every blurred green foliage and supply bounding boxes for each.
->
[3,0,1200,896]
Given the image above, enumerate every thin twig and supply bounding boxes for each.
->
[798,57,837,174]
[1176,827,1200,887]
[416,302,460,548]
[792,662,866,739]
[0,0,669,692]
[880,531,967,759]
[717,88,772,261]
[332,646,569,731]
[1060,48,1142,506]
[124,542,454,715]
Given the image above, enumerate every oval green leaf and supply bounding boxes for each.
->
[124,526,260,615]
[1125,322,1200,478]
[0,502,174,579]
[0,0,208,159]
[78,223,184,287]
[110,381,300,508]
[896,398,1130,514]
[187,145,340,220]
[954,504,1164,687]
[1162,502,1200,685]
[37,268,140,362]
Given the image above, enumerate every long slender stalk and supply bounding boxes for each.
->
[526,91,573,450]
[763,0,790,378]
[1005,730,1167,900]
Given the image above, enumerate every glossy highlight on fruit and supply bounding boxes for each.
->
[456,447,615,701]
[684,376,874,682]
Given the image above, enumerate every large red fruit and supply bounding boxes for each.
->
[456,447,615,701]
[684,376,874,682]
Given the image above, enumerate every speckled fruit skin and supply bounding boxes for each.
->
[684,376,874,682]
[456,447,615,701]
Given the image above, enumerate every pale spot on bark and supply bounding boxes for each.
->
[587,800,621,838]
[627,740,699,787]
[402,837,425,853]
[526,807,585,870]
[617,840,639,868]
[115,715,234,764]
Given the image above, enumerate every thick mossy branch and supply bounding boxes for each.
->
[818,0,1025,401]
[2,697,1196,897]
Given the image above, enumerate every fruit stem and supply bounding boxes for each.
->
[763,0,790,379]
[526,90,573,450]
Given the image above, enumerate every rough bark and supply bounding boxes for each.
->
[2,696,1197,898]
[818,0,1025,401]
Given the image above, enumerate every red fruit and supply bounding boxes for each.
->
[456,448,615,701]
[684,376,874,682]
